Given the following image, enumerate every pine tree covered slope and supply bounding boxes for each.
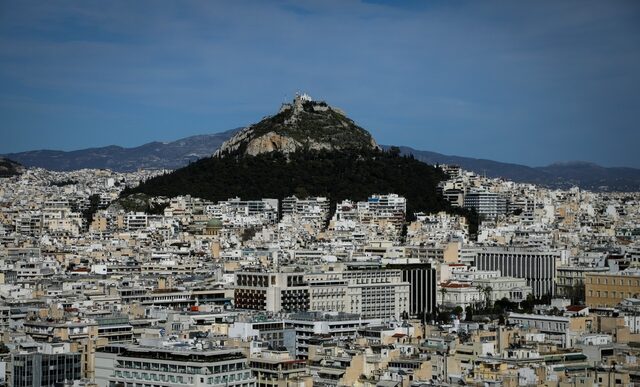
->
[0,157,24,177]
[124,149,473,226]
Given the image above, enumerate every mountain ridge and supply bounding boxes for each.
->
[3,129,240,172]
[4,130,640,191]
[391,146,640,191]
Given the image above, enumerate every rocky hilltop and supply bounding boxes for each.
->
[214,94,379,157]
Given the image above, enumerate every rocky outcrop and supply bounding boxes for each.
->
[245,132,302,156]
[214,94,380,158]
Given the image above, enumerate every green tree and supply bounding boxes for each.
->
[82,194,101,227]
[465,305,474,322]
[439,287,448,306]
[483,286,493,309]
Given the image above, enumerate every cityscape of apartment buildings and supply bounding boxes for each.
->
[2,2,639,387]
[0,163,639,387]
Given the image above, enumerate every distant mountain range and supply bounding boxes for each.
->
[3,128,640,191]
[3,128,239,172]
[391,146,640,191]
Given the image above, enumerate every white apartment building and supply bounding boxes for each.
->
[281,196,330,224]
[463,190,507,219]
[234,271,309,313]
[97,345,255,387]
[305,265,411,320]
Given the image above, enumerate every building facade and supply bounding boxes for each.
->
[476,248,559,298]
[585,271,640,308]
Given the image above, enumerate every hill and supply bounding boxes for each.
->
[124,149,476,230]
[3,129,240,172]
[124,94,476,231]
[0,158,24,177]
[215,94,379,157]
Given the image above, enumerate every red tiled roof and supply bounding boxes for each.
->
[441,282,471,288]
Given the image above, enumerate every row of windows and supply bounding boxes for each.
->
[588,290,636,298]
[114,370,252,384]
[587,277,640,286]
[110,382,253,387]
[117,360,246,374]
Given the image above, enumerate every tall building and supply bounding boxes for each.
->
[475,248,559,298]
[306,274,348,313]
[234,271,310,313]
[7,342,82,387]
[100,345,255,387]
[283,312,380,359]
[463,190,507,219]
[357,194,407,229]
[306,265,411,320]
[281,196,330,223]
[341,263,410,320]
[386,262,437,319]
[23,320,100,379]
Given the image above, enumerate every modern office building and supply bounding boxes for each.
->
[23,320,100,379]
[463,190,507,219]
[283,312,380,359]
[234,271,310,313]
[7,342,82,387]
[475,248,560,298]
[341,263,410,320]
[386,262,437,319]
[101,345,255,387]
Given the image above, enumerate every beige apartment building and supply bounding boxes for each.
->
[585,271,640,308]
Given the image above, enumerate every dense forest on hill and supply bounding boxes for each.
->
[123,149,479,234]
[0,158,24,177]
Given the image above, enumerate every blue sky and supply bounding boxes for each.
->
[1,0,639,167]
